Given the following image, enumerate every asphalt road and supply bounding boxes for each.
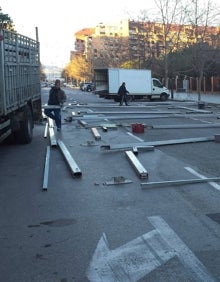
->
[0,87,220,282]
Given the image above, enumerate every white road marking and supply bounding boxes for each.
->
[185,166,220,191]
[87,229,175,282]
[127,132,144,141]
[149,216,216,282]
[87,216,216,281]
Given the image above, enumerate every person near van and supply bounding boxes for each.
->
[44,79,66,131]
[118,82,129,106]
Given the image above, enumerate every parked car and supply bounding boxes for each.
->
[80,82,95,92]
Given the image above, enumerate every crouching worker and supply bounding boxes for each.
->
[44,79,66,131]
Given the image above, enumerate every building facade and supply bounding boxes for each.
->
[74,19,219,69]
[73,19,220,91]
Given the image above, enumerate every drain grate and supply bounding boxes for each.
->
[207,213,220,225]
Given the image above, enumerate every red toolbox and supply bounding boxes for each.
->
[131,123,145,133]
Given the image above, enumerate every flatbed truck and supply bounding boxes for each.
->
[0,28,42,144]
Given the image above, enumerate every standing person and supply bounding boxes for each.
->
[44,79,66,131]
[118,82,129,106]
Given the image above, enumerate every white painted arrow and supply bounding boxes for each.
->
[87,216,216,282]
[86,229,176,282]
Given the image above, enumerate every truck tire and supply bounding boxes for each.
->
[114,96,120,102]
[160,93,168,101]
[15,105,33,144]
[127,95,133,102]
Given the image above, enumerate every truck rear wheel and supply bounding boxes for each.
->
[160,93,168,101]
[15,105,33,144]
[114,96,120,102]
[127,95,133,102]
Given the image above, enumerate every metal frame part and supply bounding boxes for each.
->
[43,146,50,190]
[44,122,48,138]
[48,127,57,147]
[141,177,220,189]
[47,117,57,146]
[101,142,154,151]
[91,127,101,140]
[57,139,82,177]
[125,150,148,179]
[101,137,214,150]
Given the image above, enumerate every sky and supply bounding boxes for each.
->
[0,0,157,68]
[1,0,219,68]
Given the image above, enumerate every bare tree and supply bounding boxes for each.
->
[153,0,187,86]
[183,0,220,100]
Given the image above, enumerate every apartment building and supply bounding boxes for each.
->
[73,19,220,74]
[73,19,130,67]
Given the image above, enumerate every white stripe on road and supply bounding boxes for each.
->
[149,216,217,282]
[185,167,220,191]
[127,132,144,141]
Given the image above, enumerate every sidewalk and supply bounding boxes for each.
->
[172,92,220,104]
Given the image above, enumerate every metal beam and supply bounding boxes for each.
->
[42,146,50,190]
[42,105,61,109]
[153,123,220,129]
[72,113,216,121]
[78,120,88,127]
[80,123,118,129]
[91,127,101,140]
[44,122,48,138]
[140,136,215,146]
[48,127,57,147]
[80,110,181,115]
[141,177,220,189]
[101,136,214,152]
[100,142,154,151]
[176,106,212,114]
[47,117,57,146]
[57,139,82,177]
[125,150,148,179]
[73,114,173,120]
[48,118,54,128]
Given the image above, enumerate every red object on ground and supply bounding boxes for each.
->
[131,123,145,133]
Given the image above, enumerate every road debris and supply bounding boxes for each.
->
[103,176,133,185]
[80,140,99,146]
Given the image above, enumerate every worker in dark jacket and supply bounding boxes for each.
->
[44,79,66,131]
[118,82,129,106]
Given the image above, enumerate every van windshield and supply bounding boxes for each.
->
[153,79,163,88]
